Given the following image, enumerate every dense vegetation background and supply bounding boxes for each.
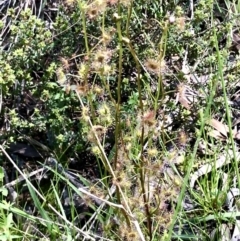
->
[1,0,240,240]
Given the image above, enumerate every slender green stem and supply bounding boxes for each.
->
[112,4,134,230]
[114,6,123,169]
[127,41,152,239]
[102,76,116,104]
[78,1,89,56]
[126,2,152,237]
[154,21,168,111]
[126,1,133,37]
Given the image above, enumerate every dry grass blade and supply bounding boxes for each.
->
[178,97,191,110]
[208,118,229,138]
[208,129,227,140]
[176,84,191,109]
[3,167,46,188]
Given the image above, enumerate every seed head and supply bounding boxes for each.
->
[56,67,67,86]
[142,110,156,126]
[98,115,113,126]
[87,6,99,19]
[177,130,188,148]
[97,103,111,116]
[144,58,165,74]
[101,31,112,45]
[92,49,114,75]
[125,142,132,151]
[118,223,129,239]
[147,147,158,157]
[127,231,138,241]
[113,172,131,189]
[59,57,70,70]
[78,63,89,81]
[94,48,112,64]
[88,125,106,143]
[76,84,88,96]
[82,194,93,207]
[93,85,104,95]
[102,64,113,75]
[91,145,101,156]
[87,0,107,19]
[136,129,142,138]
[81,107,90,122]
[89,185,105,200]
